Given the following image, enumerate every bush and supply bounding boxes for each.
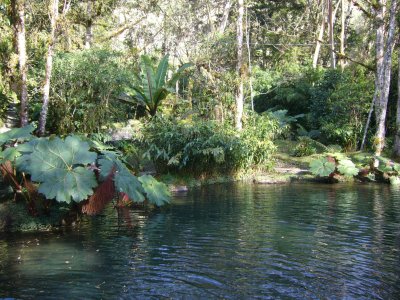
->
[292,137,317,157]
[310,68,374,150]
[47,49,134,134]
[141,115,279,176]
[253,66,323,122]
[291,136,329,157]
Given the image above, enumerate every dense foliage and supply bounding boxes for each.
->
[46,50,134,134]
[0,0,400,231]
[0,125,170,216]
[142,114,280,176]
[255,68,375,150]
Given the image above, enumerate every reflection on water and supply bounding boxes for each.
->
[1,183,400,299]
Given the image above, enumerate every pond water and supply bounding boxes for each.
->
[1,183,400,299]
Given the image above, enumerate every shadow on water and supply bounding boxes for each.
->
[1,183,400,299]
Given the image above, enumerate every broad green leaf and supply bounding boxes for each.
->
[14,139,40,172]
[337,159,359,177]
[138,175,170,206]
[38,166,97,203]
[141,55,157,103]
[0,147,21,163]
[167,63,193,86]
[393,163,400,173]
[114,168,145,203]
[155,55,169,88]
[390,176,400,185]
[310,157,335,177]
[97,151,130,181]
[24,136,98,203]
[0,124,35,146]
[376,156,393,173]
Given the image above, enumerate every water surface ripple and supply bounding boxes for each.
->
[1,183,400,299]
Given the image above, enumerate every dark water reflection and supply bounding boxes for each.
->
[1,183,400,299]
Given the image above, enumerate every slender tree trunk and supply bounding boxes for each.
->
[328,0,336,69]
[84,0,93,49]
[235,0,244,131]
[39,0,59,136]
[12,0,28,126]
[360,91,377,150]
[205,0,215,35]
[374,0,397,156]
[394,49,400,156]
[339,0,345,70]
[218,0,232,34]
[245,6,254,111]
[313,0,326,69]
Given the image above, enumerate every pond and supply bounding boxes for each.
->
[1,183,400,299]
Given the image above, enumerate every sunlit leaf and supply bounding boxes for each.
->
[138,175,170,206]
[0,147,21,163]
[0,124,35,146]
[114,168,145,203]
[337,159,359,177]
[310,157,336,177]
[21,136,98,203]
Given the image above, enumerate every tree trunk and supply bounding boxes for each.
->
[85,23,93,49]
[235,0,244,131]
[39,0,59,136]
[245,6,254,111]
[394,50,400,156]
[374,0,397,156]
[84,0,93,49]
[12,0,28,127]
[218,0,232,34]
[312,0,326,69]
[328,0,336,69]
[360,90,377,150]
[339,0,345,70]
[205,0,216,35]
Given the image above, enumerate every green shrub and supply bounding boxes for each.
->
[310,68,374,150]
[47,49,134,134]
[253,66,323,122]
[291,137,329,157]
[292,137,317,157]
[141,115,279,175]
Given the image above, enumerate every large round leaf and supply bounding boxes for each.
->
[337,159,359,177]
[138,175,170,206]
[24,136,98,203]
[310,157,336,177]
[0,124,35,146]
[114,168,145,203]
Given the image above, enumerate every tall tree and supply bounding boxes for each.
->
[11,0,28,126]
[339,0,346,69]
[218,0,232,34]
[39,0,59,136]
[328,0,336,68]
[245,5,253,111]
[374,0,397,156]
[84,0,93,49]
[313,0,326,69]
[394,49,400,156]
[235,0,244,130]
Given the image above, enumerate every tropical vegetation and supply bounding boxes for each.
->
[1,0,400,231]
